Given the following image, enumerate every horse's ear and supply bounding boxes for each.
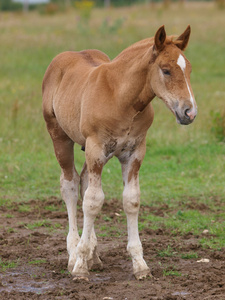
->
[153,25,166,53]
[175,25,191,51]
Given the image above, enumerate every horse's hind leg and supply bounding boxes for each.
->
[80,162,103,270]
[45,117,80,273]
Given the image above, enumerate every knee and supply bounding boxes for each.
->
[123,189,140,214]
[60,171,80,200]
[83,187,104,216]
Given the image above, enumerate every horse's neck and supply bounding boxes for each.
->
[109,41,155,110]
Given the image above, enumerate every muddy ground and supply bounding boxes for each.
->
[0,197,224,300]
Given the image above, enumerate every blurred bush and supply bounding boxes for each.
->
[39,2,60,14]
[0,0,22,11]
[75,0,95,20]
[100,17,125,35]
[215,0,225,8]
[211,110,225,142]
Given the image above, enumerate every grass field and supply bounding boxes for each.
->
[0,2,224,249]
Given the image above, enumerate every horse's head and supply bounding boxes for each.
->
[150,25,197,125]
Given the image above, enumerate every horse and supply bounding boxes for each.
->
[42,25,197,280]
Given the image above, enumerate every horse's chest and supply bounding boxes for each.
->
[104,135,143,162]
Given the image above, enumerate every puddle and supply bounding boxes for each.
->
[172,291,190,296]
[91,274,112,282]
[0,282,55,294]
[0,269,56,294]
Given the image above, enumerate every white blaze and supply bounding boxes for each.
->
[177,54,195,107]
[177,54,186,72]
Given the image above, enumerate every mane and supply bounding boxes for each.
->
[113,35,183,62]
[113,38,154,62]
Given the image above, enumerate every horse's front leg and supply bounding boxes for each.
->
[120,145,151,279]
[80,162,103,271]
[72,137,105,279]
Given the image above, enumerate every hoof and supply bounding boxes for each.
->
[134,268,152,280]
[88,256,103,271]
[72,268,89,281]
[67,252,77,273]
[87,247,103,271]
[68,260,76,273]
[68,256,78,273]
[71,263,89,279]
[73,275,89,282]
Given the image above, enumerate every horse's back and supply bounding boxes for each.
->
[42,49,110,101]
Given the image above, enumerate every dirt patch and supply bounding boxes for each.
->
[0,198,224,299]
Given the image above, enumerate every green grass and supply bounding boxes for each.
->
[5,214,14,218]
[0,3,224,249]
[23,219,52,230]
[181,252,198,259]
[28,259,47,265]
[44,205,58,211]
[18,204,32,213]
[139,207,225,249]
[0,258,19,272]
[163,269,182,277]
[157,246,176,258]
[7,227,15,233]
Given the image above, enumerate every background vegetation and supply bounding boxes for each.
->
[1,0,225,13]
[0,2,224,249]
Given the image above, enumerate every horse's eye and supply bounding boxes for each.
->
[162,69,171,76]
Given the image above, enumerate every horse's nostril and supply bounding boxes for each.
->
[185,109,190,119]
[184,108,197,121]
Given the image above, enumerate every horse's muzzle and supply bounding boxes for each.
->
[175,108,197,125]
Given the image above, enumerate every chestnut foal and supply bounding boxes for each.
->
[42,25,197,280]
